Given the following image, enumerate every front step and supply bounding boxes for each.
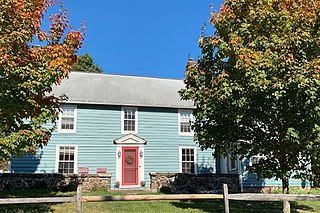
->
[111,188,155,194]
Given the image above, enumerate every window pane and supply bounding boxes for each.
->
[59,152,64,160]
[70,148,74,161]
[181,148,195,174]
[61,118,74,130]
[58,146,76,174]
[65,152,69,160]
[60,106,75,131]
[180,111,192,133]
[123,108,136,132]
[230,159,236,170]
[181,123,190,133]
[62,106,74,115]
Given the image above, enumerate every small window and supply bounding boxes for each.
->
[249,155,266,166]
[178,110,193,136]
[228,155,237,171]
[122,107,138,134]
[59,105,77,133]
[56,145,77,174]
[180,147,197,174]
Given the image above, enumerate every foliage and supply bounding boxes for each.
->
[0,0,84,160]
[272,187,320,195]
[72,53,103,73]
[0,160,7,171]
[180,0,320,192]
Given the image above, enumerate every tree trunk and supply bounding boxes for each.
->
[282,178,290,213]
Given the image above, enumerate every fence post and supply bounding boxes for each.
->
[283,201,290,213]
[223,184,229,213]
[76,184,82,213]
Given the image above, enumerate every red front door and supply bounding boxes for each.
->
[122,147,138,185]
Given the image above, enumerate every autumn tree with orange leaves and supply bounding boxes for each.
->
[0,0,84,160]
[180,0,320,195]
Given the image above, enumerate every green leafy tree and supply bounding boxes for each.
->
[180,0,320,195]
[73,53,103,73]
[0,0,84,160]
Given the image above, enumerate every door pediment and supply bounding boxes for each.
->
[114,134,147,145]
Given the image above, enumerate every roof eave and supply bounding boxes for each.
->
[59,100,195,109]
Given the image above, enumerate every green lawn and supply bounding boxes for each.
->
[0,189,319,213]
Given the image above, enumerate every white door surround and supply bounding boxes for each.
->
[114,134,146,188]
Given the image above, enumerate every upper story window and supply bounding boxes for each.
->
[121,107,138,134]
[178,110,193,136]
[56,145,78,174]
[58,105,77,133]
[179,146,197,174]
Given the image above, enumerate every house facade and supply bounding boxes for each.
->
[11,72,215,188]
[11,72,308,190]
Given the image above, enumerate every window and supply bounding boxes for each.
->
[228,155,237,171]
[249,155,266,166]
[179,147,197,174]
[56,145,78,174]
[58,105,77,133]
[121,107,138,134]
[229,158,238,171]
[178,110,193,135]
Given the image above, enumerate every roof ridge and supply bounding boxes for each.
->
[70,71,184,81]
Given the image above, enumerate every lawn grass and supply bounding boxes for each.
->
[0,189,319,213]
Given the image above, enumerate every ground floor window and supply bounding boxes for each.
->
[56,145,77,174]
[179,147,196,174]
[228,155,237,171]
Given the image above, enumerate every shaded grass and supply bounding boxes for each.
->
[0,189,320,212]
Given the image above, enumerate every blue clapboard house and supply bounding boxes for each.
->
[11,72,307,190]
[11,72,215,188]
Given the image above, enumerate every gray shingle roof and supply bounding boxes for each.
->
[51,72,194,109]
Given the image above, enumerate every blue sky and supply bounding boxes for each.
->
[58,0,224,78]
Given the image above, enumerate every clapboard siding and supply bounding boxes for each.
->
[12,104,216,188]
[242,174,306,188]
[240,160,309,188]
[138,107,215,184]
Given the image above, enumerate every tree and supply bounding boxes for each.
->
[72,53,103,73]
[180,0,320,195]
[0,0,84,160]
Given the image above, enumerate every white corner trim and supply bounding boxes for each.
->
[7,160,12,173]
[179,146,197,174]
[55,144,78,174]
[178,109,194,136]
[121,107,138,134]
[58,105,77,134]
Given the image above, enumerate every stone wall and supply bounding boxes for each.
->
[0,173,111,191]
[150,172,239,193]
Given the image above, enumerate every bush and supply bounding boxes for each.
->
[159,185,173,194]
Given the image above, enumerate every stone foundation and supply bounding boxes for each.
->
[0,173,111,191]
[150,172,239,193]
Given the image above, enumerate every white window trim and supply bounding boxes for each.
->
[55,145,78,174]
[179,146,197,174]
[178,109,193,136]
[58,105,77,133]
[121,107,138,134]
[228,154,238,171]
